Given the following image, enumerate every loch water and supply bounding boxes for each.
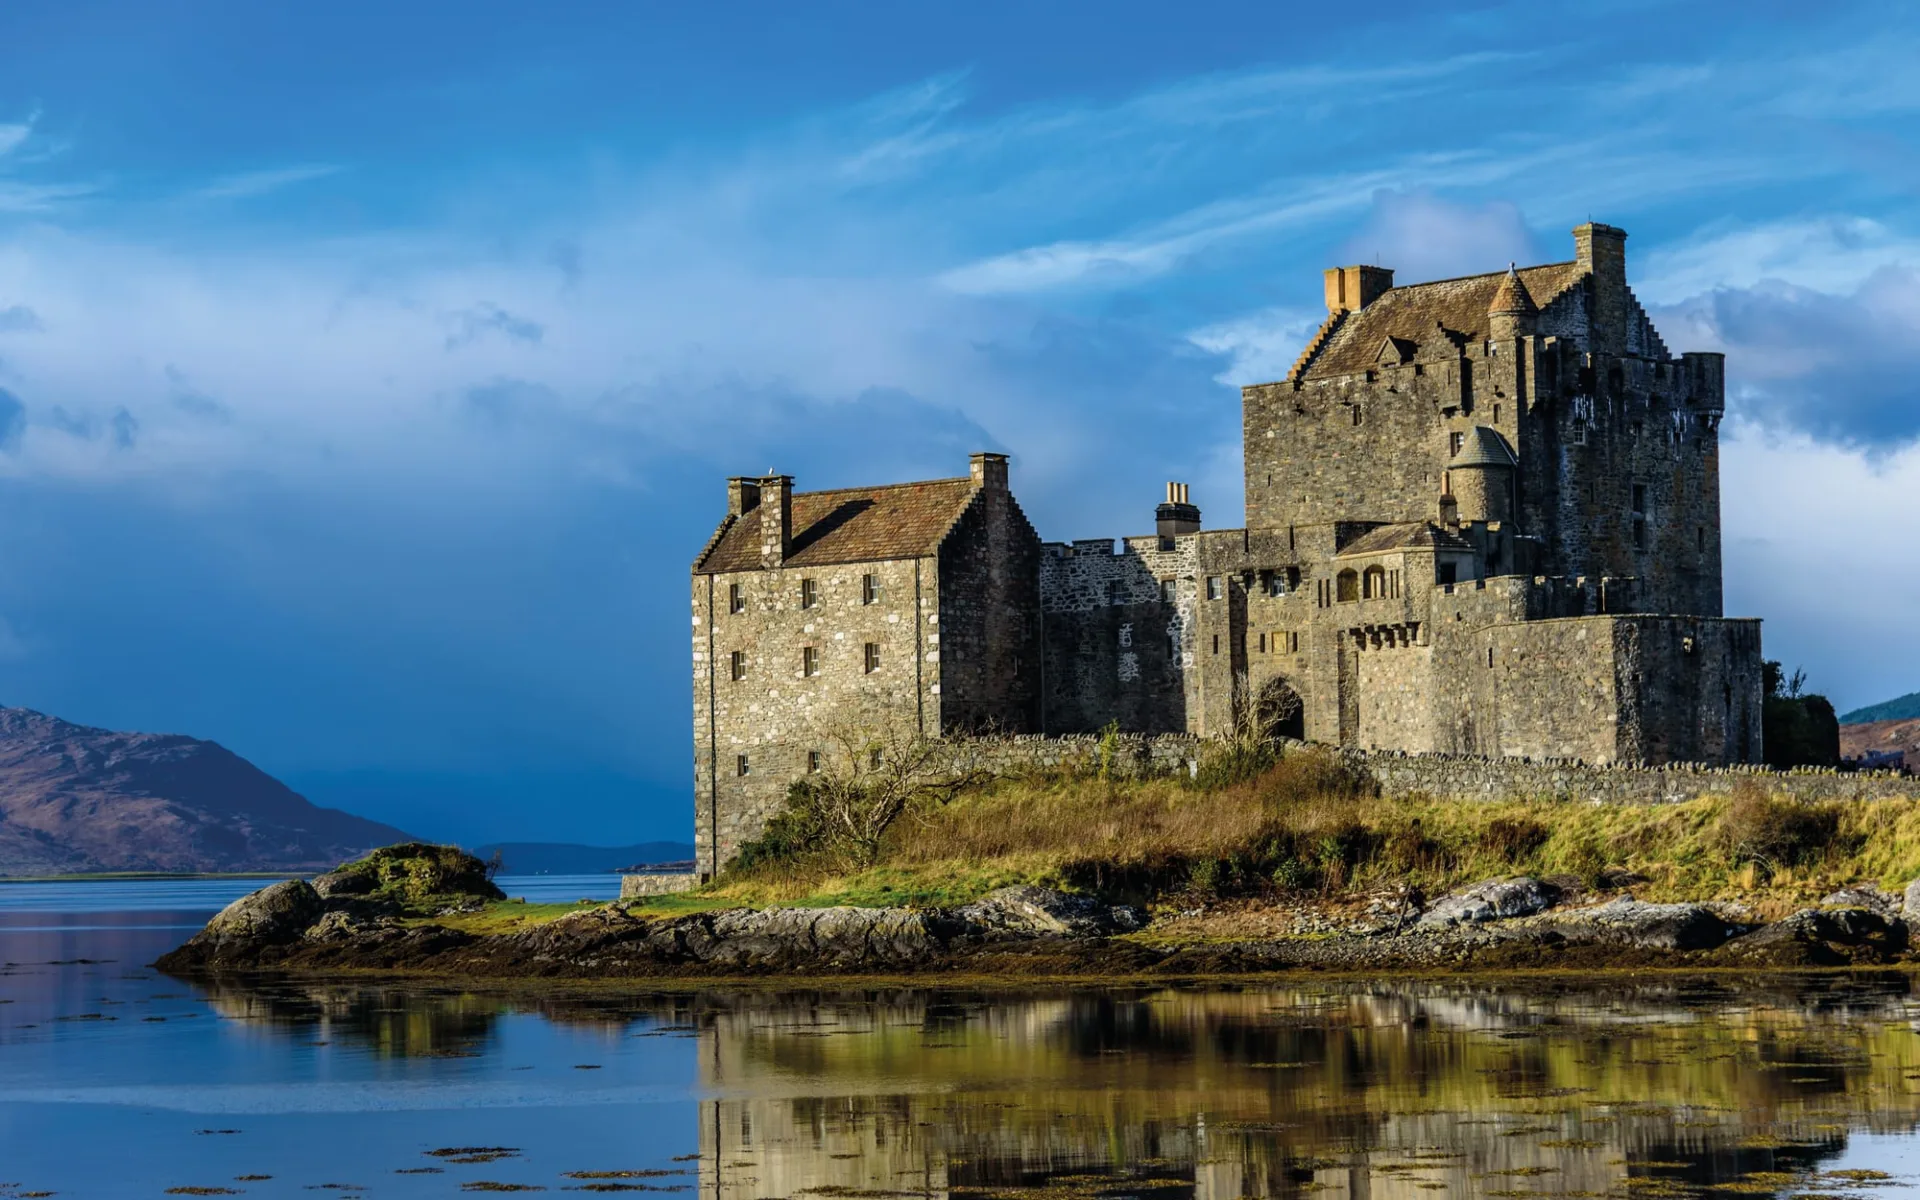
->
[4,881,1920,1198]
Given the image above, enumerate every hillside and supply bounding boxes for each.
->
[0,707,409,875]
[1841,717,1920,769]
[472,841,694,874]
[1842,692,1920,724]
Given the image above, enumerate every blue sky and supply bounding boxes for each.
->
[1,1,1917,844]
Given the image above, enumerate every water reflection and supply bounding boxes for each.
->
[180,975,1920,1199]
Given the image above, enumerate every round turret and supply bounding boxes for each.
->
[1446,426,1518,523]
[1487,264,1537,341]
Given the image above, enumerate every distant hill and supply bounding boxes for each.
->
[472,841,695,875]
[0,707,409,876]
[1842,692,1920,725]
[1840,717,1920,771]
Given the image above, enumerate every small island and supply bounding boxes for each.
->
[158,741,1920,981]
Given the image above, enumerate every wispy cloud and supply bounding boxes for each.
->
[191,163,341,201]
[1637,216,1920,303]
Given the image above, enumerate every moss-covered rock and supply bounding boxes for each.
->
[320,842,505,907]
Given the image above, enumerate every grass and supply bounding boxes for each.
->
[678,747,1920,916]
[408,746,1920,933]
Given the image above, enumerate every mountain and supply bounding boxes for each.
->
[1840,717,1920,770]
[1842,692,1920,725]
[0,707,409,876]
[471,841,695,875]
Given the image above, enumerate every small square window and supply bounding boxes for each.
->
[869,747,883,769]
[800,578,817,609]
[806,750,821,774]
[736,754,750,777]
[802,646,819,677]
[1571,418,1588,445]
[861,574,880,605]
[728,582,745,614]
[729,650,747,682]
[1206,576,1223,601]
[1159,579,1176,603]
[1449,431,1465,456]
[863,642,881,674]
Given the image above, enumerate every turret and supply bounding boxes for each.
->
[1445,427,1517,524]
[1487,264,1537,341]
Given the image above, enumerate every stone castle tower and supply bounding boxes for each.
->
[691,223,1764,875]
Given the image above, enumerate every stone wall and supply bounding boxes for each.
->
[950,733,1918,806]
[937,479,1045,734]
[693,555,941,878]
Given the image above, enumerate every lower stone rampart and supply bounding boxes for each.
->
[953,734,1920,805]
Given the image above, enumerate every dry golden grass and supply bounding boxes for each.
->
[674,747,1920,913]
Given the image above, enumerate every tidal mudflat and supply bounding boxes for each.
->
[6,879,1920,1198]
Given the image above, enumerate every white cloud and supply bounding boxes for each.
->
[1720,422,1920,711]
[1636,216,1920,304]
[1186,306,1323,387]
[1336,191,1543,285]
[191,163,342,201]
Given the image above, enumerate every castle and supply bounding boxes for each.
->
[690,223,1765,877]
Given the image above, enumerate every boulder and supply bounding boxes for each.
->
[1716,906,1908,967]
[201,879,324,946]
[1418,877,1559,927]
[952,886,1146,937]
[310,870,376,900]
[1541,898,1742,951]
[1904,878,1920,920]
[1822,884,1900,916]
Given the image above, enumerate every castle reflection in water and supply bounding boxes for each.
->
[200,975,1920,1200]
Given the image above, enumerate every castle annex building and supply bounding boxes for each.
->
[691,223,1765,875]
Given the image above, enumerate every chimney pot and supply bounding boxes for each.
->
[1156,482,1200,539]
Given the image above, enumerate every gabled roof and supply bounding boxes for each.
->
[694,478,979,574]
[1336,522,1477,558]
[1449,426,1518,469]
[1295,261,1585,381]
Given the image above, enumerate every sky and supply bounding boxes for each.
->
[0,1,1916,845]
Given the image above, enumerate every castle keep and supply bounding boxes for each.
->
[692,223,1765,875]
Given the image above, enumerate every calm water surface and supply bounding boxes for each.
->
[4,879,1920,1198]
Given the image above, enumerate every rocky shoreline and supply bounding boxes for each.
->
[154,865,1920,981]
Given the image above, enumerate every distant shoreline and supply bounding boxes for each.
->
[0,871,303,884]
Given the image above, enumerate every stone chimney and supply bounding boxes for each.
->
[757,474,792,568]
[1156,482,1201,538]
[969,452,1008,491]
[726,476,761,517]
[1323,264,1394,314]
[1573,223,1628,356]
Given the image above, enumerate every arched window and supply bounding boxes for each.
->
[1336,569,1359,602]
[1363,566,1387,599]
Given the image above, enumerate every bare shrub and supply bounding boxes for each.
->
[1481,816,1551,864]
[766,715,991,870]
[1715,781,1840,874]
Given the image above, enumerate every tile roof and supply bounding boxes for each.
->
[1336,522,1477,558]
[694,477,979,574]
[1296,261,1586,381]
